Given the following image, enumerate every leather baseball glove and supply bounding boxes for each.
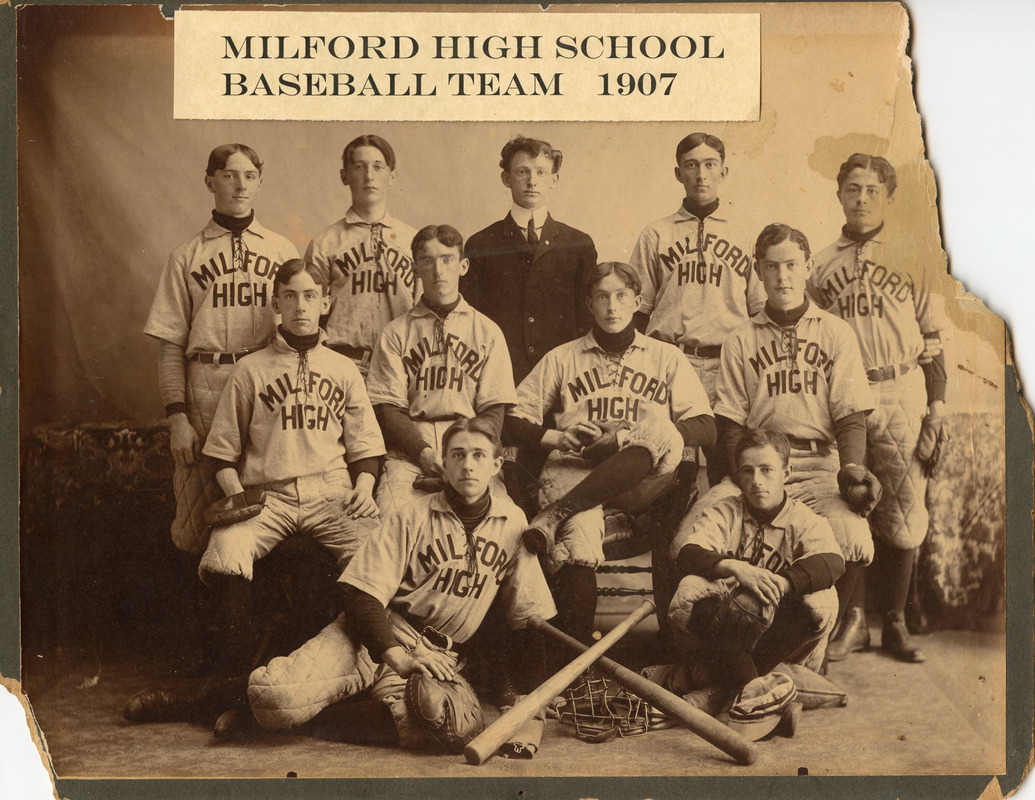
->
[709,585,776,654]
[203,489,267,529]
[405,667,486,753]
[916,415,950,476]
[836,464,883,517]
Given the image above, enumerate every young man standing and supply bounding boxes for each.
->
[366,225,517,516]
[810,154,949,664]
[463,135,597,384]
[629,132,765,484]
[668,429,844,714]
[144,143,298,556]
[305,134,420,374]
[707,223,880,651]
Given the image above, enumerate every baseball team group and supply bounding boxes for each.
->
[123,129,951,755]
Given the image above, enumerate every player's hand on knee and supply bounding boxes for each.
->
[342,488,380,519]
[418,447,445,478]
[169,413,200,466]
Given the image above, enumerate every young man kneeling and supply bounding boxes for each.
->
[667,429,845,719]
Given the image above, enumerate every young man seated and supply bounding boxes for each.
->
[505,261,715,650]
[242,417,556,749]
[365,224,517,516]
[123,259,385,733]
[667,429,845,717]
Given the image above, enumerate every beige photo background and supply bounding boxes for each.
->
[18,2,1004,436]
[8,0,1029,797]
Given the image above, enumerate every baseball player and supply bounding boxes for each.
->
[506,261,714,650]
[143,143,298,555]
[696,223,880,653]
[305,134,420,375]
[198,258,386,684]
[366,224,517,517]
[629,132,766,484]
[667,429,844,715]
[810,154,949,664]
[242,417,556,748]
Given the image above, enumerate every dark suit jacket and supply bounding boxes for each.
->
[462,213,597,383]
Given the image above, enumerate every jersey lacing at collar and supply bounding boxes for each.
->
[280,326,320,403]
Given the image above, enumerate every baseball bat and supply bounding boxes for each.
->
[463,599,655,765]
[534,617,758,765]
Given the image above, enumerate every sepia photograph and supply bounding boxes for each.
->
[3,1,1032,798]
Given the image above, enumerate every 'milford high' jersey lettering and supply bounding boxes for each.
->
[512,330,711,436]
[143,218,299,355]
[810,232,949,370]
[190,249,280,291]
[400,334,488,384]
[202,333,386,487]
[658,231,752,286]
[714,305,874,443]
[342,492,556,643]
[305,210,420,351]
[630,202,766,347]
[367,299,517,424]
[332,240,417,296]
[810,258,912,318]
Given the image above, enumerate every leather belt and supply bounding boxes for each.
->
[866,361,916,383]
[680,343,722,359]
[329,344,372,363]
[786,436,833,456]
[188,347,261,365]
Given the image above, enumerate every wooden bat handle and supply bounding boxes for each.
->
[535,616,758,765]
[463,599,655,765]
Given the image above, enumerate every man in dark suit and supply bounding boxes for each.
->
[462,135,598,385]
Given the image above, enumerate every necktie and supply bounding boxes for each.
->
[526,217,539,248]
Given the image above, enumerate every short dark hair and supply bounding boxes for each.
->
[441,417,503,458]
[675,132,726,164]
[754,223,811,264]
[499,135,563,173]
[342,134,397,171]
[206,144,263,177]
[735,428,791,469]
[273,259,328,296]
[583,261,641,299]
[412,224,465,261]
[836,153,897,197]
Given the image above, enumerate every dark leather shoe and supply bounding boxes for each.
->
[881,611,925,662]
[122,688,193,723]
[522,500,575,554]
[213,707,262,741]
[825,607,870,662]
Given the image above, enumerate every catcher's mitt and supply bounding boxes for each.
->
[708,586,776,654]
[836,464,882,517]
[405,668,486,753]
[204,489,267,529]
[916,415,950,475]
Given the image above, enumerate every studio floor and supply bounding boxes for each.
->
[22,616,1005,785]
